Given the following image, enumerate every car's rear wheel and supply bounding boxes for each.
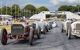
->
[66,29,68,35]
[29,27,34,45]
[68,32,71,39]
[45,26,49,32]
[43,30,46,34]
[68,27,72,39]
[1,28,8,45]
[43,27,47,34]
[37,28,41,39]
[62,28,64,32]
[62,24,64,32]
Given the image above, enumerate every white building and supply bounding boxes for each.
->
[30,11,80,20]
[30,11,55,20]
[0,15,13,20]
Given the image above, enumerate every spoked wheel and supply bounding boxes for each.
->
[1,28,8,45]
[66,28,68,36]
[37,28,41,39]
[68,32,71,39]
[43,27,47,34]
[41,29,46,34]
[29,27,34,45]
[62,28,64,33]
[62,24,64,32]
[43,29,46,34]
[45,26,49,32]
[68,26,72,39]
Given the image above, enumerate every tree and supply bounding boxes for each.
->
[37,6,49,12]
[58,5,80,12]
[11,4,21,18]
[76,5,80,12]
[22,4,36,17]
[1,6,6,14]
[58,5,68,11]
[1,6,11,15]
[0,8,1,14]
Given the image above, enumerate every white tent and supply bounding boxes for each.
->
[0,15,12,18]
[37,13,46,20]
[30,14,39,19]
[57,11,80,20]
[30,11,56,20]
[0,15,13,20]
[65,12,80,19]
[30,11,80,20]
[30,13,46,20]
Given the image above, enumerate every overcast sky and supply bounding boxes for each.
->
[0,0,79,11]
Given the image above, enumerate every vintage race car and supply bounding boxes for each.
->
[43,20,50,32]
[38,19,52,34]
[61,19,80,39]
[0,21,41,45]
[38,21,46,34]
[62,19,77,32]
[32,21,41,38]
[68,21,80,39]
[62,20,72,34]
[48,21,53,30]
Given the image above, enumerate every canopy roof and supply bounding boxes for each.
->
[64,12,80,19]
[30,11,55,20]
[0,15,12,19]
[30,13,46,20]
[30,11,80,20]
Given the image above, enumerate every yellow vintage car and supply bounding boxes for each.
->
[0,20,41,45]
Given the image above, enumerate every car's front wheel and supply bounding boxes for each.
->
[29,27,34,45]
[1,28,8,45]
[37,28,41,39]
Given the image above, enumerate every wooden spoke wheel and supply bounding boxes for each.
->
[37,28,41,39]
[1,28,8,45]
[29,27,34,45]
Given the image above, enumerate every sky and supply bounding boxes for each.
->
[0,0,80,11]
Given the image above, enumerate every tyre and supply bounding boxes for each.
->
[43,30,46,34]
[37,28,41,39]
[62,28,64,32]
[68,26,71,39]
[45,26,49,32]
[62,24,64,33]
[44,27,47,34]
[66,29,68,36]
[1,28,8,45]
[68,33,71,39]
[41,29,46,34]
[46,27,49,32]
[29,27,34,45]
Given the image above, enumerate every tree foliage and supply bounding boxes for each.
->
[0,4,49,18]
[11,4,21,18]
[1,6,11,15]
[58,5,80,12]
[22,4,36,17]
[37,6,49,13]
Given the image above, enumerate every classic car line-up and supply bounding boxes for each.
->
[0,19,56,45]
